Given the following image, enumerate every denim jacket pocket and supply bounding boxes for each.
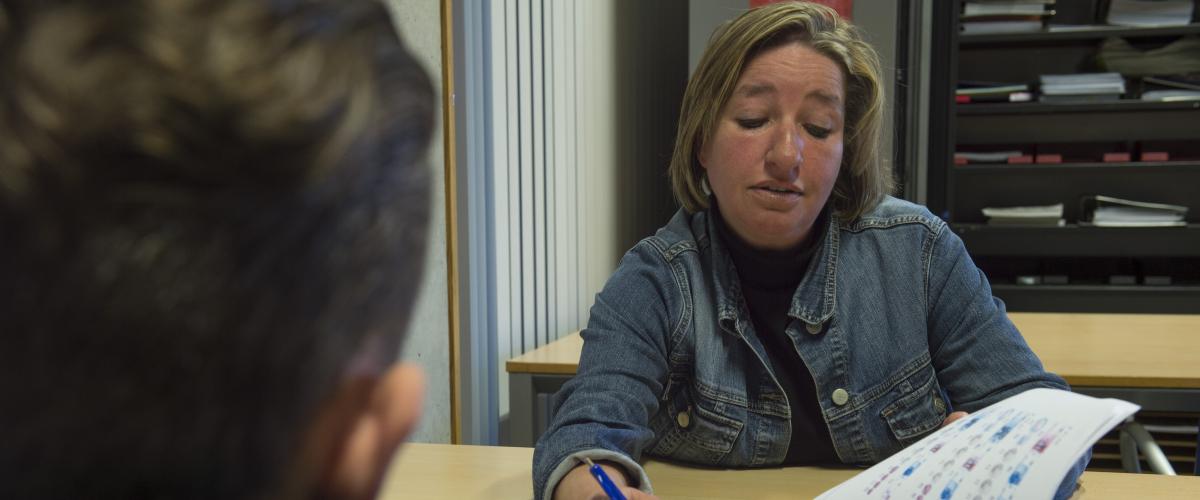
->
[880,369,947,447]
[648,385,743,464]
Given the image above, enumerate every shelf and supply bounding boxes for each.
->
[953,162,1200,173]
[930,1,1200,315]
[960,23,1200,45]
[991,284,1200,314]
[954,224,1200,257]
[958,100,1200,116]
[950,166,1200,225]
[956,101,1200,143]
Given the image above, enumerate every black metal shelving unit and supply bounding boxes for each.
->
[959,23,1200,44]
[930,0,1200,313]
[950,163,1200,224]
[953,224,1200,257]
[958,101,1200,115]
[957,102,1200,144]
[990,284,1200,314]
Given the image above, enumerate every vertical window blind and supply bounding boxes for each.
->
[456,0,686,441]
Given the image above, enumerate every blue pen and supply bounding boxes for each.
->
[583,457,628,500]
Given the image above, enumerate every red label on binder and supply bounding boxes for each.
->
[1103,152,1131,163]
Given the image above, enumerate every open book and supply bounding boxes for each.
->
[818,389,1139,500]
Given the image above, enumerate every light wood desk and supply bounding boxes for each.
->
[381,443,1200,499]
[1011,313,1200,389]
[1010,312,1200,418]
[506,313,1200,446]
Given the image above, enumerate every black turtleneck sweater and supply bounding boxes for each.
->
[713,205,838,464]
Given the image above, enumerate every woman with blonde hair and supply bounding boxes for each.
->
[534,3,1080,499]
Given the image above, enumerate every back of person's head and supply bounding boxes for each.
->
[0,0,434,498]
[669,1,892,221]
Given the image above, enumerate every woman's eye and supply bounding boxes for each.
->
[736,118,767,130]
[805,124,833,139]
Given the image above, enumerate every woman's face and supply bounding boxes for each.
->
[700,42,845,251]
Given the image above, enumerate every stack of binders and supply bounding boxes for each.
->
[1080,195,1188,227]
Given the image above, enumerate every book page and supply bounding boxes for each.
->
[818,389,1139,500]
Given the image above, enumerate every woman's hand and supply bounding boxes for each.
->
[552,462,658,500]
[942,411,969,428]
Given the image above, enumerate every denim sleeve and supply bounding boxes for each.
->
[1055,455,1087,500]
[925,223,1090,495]
[531,241,676,500]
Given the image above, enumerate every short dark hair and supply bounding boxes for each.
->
[0,0,434,498]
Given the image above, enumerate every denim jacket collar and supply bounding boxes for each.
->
[790,214,839,326]
[699,207,838,339]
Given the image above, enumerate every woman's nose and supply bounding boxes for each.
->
[766,125,803,175]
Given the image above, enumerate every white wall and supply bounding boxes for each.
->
[688,0,746,74]
[385,0,452,444]
[850,0,898,182]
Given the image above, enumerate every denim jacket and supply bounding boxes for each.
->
[532,197,1082,500]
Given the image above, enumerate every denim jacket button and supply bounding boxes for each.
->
[933,396,946,413]
[676,409,691,429]
[806,321,823,335]
[832,388,849,406]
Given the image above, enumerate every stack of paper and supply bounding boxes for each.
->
[1081,195,1188,227]
[956,83,1033,103]
[955,150,1025,163]
[961,1,1055,35]
[964,1,1052,17]
[1141,89,1200,102]
[1107,0,1194,27]
[1142,74,1200,101]
[982,203,1065,226]
[1039,73,1126,103]
[1145,74,1200,91]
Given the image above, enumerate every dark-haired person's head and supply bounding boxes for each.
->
[0,0,435,498]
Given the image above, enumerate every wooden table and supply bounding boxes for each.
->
[1011,313,1200,389]
[506,313,1200,446]
[1010,313,1200,425]
[506,332,583,445]
[380,443,1200,499]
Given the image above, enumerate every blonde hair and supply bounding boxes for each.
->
[669,1,891,221]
